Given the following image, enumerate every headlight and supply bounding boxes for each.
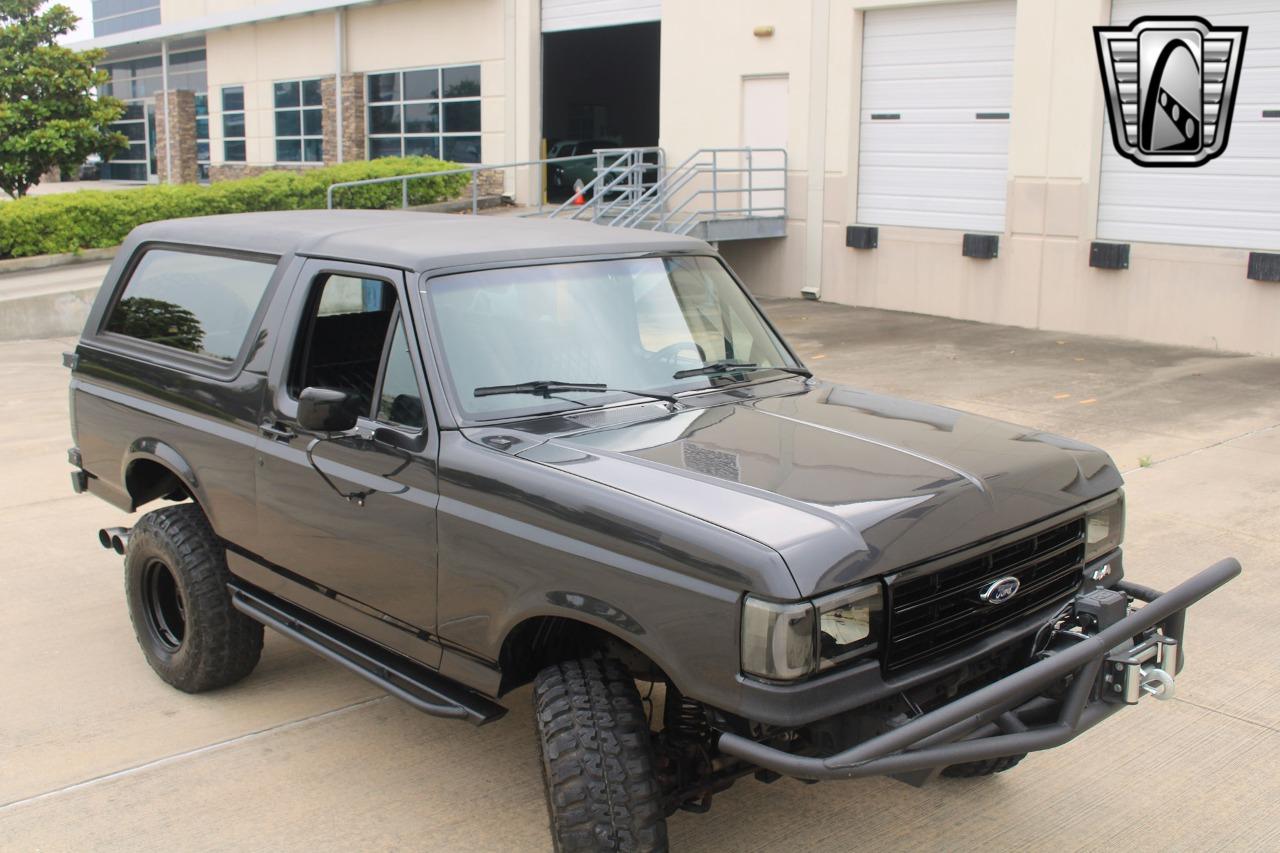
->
[815,582,882,670]
[1084,491,1125,563]
[741,597,815,680]
[741,581,883,681]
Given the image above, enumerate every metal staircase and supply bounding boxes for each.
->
[325,146,787,242]
[539,146,788,241]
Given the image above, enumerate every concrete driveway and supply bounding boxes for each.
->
[1,300,1277,851]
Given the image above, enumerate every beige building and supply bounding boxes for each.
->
[75,0,1280,355]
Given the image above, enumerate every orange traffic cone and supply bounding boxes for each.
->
[571,179,586,206]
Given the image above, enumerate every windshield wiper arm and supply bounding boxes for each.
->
[473,380,682,406]
[672,360,813,380]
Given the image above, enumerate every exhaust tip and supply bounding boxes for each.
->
[111,535,127,555]
[98,528,113,549]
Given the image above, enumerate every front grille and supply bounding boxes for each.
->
[884,517,1086,672]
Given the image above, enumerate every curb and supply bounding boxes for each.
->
[0,246,119,276]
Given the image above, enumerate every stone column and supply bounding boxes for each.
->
[155,90,199,184]
[322,72,366,164]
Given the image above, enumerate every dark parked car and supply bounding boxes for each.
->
[67,210,1238,851]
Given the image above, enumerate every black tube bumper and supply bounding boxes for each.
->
[716,557,1240,781]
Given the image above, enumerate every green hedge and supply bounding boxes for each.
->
[0,157,471,259]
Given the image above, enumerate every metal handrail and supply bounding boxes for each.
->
[325,153,613,212]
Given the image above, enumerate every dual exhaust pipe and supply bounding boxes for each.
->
[98,527,130,555]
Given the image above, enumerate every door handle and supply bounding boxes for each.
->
[260,422,297,442]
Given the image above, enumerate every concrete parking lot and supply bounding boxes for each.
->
[1,298,1278,851]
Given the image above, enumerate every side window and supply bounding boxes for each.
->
[291,275,398,416]
[104,249,276,361]
[376,318,425,429]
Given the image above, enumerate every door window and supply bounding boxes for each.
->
[291,274,424,428]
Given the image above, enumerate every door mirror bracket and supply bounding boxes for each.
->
[297,386,360,434]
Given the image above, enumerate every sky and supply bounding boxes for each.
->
[57,0,96,43]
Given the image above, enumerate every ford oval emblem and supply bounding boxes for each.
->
[980,576,1021,604]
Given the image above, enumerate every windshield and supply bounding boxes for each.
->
[424,255,798,421]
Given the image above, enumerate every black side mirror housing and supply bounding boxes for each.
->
[297,387,359,433]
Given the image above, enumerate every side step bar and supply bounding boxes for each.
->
[230,584,506,726]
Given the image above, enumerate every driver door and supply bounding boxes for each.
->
[252,259,441,640]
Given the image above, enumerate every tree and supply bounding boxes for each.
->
[0,0,125,198]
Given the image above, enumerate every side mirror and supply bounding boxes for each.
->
[297,387,359,433]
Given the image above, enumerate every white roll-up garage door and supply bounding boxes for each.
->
[856,0,1016,233]
[1098,0,1280,249]
[541,0,660,33]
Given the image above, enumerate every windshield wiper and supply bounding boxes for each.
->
[672,360,813,380]
[473,380,682,406]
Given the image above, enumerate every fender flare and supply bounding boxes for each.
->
[121,437,205,511]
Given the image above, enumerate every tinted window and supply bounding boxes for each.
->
[377,319,425,428]
[104,250,275,361]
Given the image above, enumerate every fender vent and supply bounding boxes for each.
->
[884,517,1086,672]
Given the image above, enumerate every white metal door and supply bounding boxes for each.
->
[1098,0,1280,249]
[541,0,660,33]
[741,75,788,215]
[856,0,1016,232]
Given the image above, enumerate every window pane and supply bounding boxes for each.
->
[443,135,481,163]
[276,139,301,162]
[442,100,479,133]
[117,122,146,141]
[442,65,480,98]
[368,137,402,159]
[122,102,145,120]
[224,139,246,161]
[195,117,209,139]
[221,86,243,112]
[102,161,148,181]
[303,107,323,136]
[126,142,147,160]
[194,94,208,116]
[222,112,244,138]
[275,109,301,137]
[404,135,439,158]
[296,276,398,411]
[378,320,425,428]
[302,78,323,106]
[403,68,439,101]
[368,104,401,135]
[303,138,324,162]
[196,141,210,160]
[368,72,399,102]
[104,250,276,362]
[403,102,438,134]
[274,80,300,108]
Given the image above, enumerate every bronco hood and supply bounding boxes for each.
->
[509,381,1122,596]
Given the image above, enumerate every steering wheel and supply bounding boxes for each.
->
[650,341,704,369]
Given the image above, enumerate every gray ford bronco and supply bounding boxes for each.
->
[67,210,1239,851]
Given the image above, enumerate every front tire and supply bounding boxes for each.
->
[533,658,667,852]
[124,503,263,693]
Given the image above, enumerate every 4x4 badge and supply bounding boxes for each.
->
[1094,16,1247,167]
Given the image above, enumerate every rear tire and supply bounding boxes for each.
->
[533,657,667,852]
[941,753,1026,778]
[124,503,263,693]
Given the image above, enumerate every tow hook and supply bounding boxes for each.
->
[1102,633,1178,704]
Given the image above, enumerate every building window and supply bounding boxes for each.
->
[92,0,160,37]
[222,86,246,162]
[366,64,481,163]
[194,93,210,180]
[274,79,324,163]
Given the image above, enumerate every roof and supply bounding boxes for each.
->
[129,210,711,272]
[68,0,372,51]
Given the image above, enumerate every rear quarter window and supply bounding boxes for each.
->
[103,249,276,362]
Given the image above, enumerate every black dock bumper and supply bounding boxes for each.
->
[716,558,1241,781]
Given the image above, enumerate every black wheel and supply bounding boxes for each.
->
[533,658,667,852]
[124,503,263,693]
[941,753,1026,778]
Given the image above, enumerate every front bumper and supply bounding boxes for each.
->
[716,557,1240,780]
